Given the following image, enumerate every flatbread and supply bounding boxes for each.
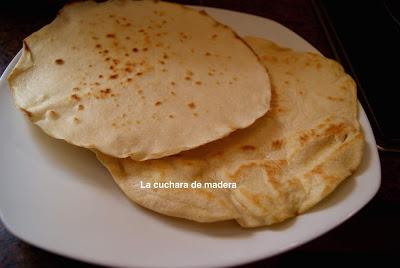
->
[98,36,364,228]
[7,0,271,160]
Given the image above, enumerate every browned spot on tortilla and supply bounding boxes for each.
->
[211,34,217,39]
[136,72,143,76]
[125,67,132,73]
[55,59,64,65]
[325,123,346,136]
[271,139,283,150]
[72,87,80,92]
[193,112,198,117]
[179,32,188,39]
[98,74,103,78]
[170,91,176,96]
[127,78,132,82]
[311,164,324,175]
[169,114,174,118]
[154,101,162,106]
[71,94,81,101]
[187,102,196,109]
[241,145,256,151]
[299,133,309,144]
[95,44,101,48]
[109,74,118,79]
[170,81,176,86]
[185,76,192,81]
[73,117,80,123]
[100,88,111,94]
[327,96,345,102]
[106,33,116,38]
[205,52,211,56]
[132,48,139,52]
[195,81,202,85]
[77,104,84,111]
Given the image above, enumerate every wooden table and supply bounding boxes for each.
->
[0,1,398,267]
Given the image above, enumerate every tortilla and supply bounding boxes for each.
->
[7,0,271,160]
[96,37,364,228]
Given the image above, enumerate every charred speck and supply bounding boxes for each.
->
[187,102,196,109]
[100,88,111,94]
[55,59,64,65]
[241,145,256,151]
[71,94,81,101]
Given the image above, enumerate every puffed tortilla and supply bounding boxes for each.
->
[96,37,364,228]
[7,0,271,160]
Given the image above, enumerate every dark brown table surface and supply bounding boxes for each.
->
[1,1,398,267]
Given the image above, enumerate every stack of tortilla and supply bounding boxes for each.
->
[7,0,363,228]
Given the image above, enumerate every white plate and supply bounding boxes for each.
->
[0,6,381,268]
